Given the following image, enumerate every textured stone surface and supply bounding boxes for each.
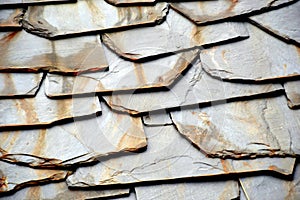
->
[103,59,283,114]
[171,95,300,158]
[0,161,69,194]
[240,162,300,200]
[102,9,249,60]
[250,1,300,45]
[142,110,172,126]
[201,23,300,81]
[45,47,199,97]
[135,180,239,200]
[0,9,23,28]
[0,102,146,167]
[66,126,295,187]
[0,81,101,128]
[0,31,107,73]
[170,0,296,25]
[0,0,73,5]
[105,0,155,5]
[284,80,300,108]
[22,0,168,38]
[0,73,43,96]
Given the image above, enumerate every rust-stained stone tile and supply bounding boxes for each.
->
[250,0,300,45]
[103,59,283,114]
[102,9,249,60]
[0,8,23,28]
[170,95,300,158]
[105,0,155,6]
[66,125,295,187]
[0,161,70,194]
[200,23,300,81]
[142,110,172,126]
[0,73,43,96]
[240,162,300,200]
[22,0,168,38]
[170,0,297,25]
[284,80,300,108]
[45,47,199,97]
[2,182,129,200]
[0,31,107,74]
[135,180,239,200]
[0,102,146,167]
[0,81,101,128]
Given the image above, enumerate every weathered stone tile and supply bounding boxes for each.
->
[170,0,296,25]
[0,31,107,74]
[103,59,283,114]
[200,23,300,81]
[135,180,239,200]
[284,80,300,109]
[0,0,73,5]
[0,73,43,96]
[66,125,295,187]
[143,110,172,126]
[240,162,300,200]
[0,161,69,194]
[22,0,168,38]
[250,1,300,45]
[0,102,146,167]
[0,81,101,128]
[113,191,137,200]
[171,95,300,158]
[2,181,129,200]
[45,47,199,97]
[0,8,23,28]
[105,0,155,6]
[102,9,249,60]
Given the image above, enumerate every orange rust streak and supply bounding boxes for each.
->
[0,31,19,43]
[133,63,147,85]
[221,159,230,173]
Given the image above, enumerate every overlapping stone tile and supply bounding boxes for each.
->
[0,8,23,28]
[240,162,300,200]
[105,0,155,6]
[200,23,300,81]
[22,0,168,38]
[142,110,172,126]
[284,80,300,108]
[103,59,283,114]
[102,9,249,60]
[250,0,300,45]
[170,0,296,25]
[135,180,239,200]
[0,161,70,194]
[0,30,107,73]
[45,47,199,97]
[0,81,101,128]
[171,95,300,158]
[0,102,146,167]
[0,73,43,96]
[2,181,129,199]
[0,0,73,5]
[66,125,295,187]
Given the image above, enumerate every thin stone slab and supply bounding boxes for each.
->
[22,0,168,38]
[0,102,146,167]
[170,0,296,25]
[105,0,155,5]
[0,81,101,128]
[200,23,300,81]
[2,182,129,199]
[135,180,239,200]
[284,80,300,108]
[0,9,23,28]
[66,125,295,187]
[44,47,199,97]
[250,1,300,45]
[0,161,69,194]
[170,95,300,158]
[102,9,249,60]
[0,0,73,5]
[103,59,283,114]
[0,31,107,74]
[240,162,300,200]
[142,110,172,126]
[0,73,43,97]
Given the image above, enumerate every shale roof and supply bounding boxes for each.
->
[0,0,299,199]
